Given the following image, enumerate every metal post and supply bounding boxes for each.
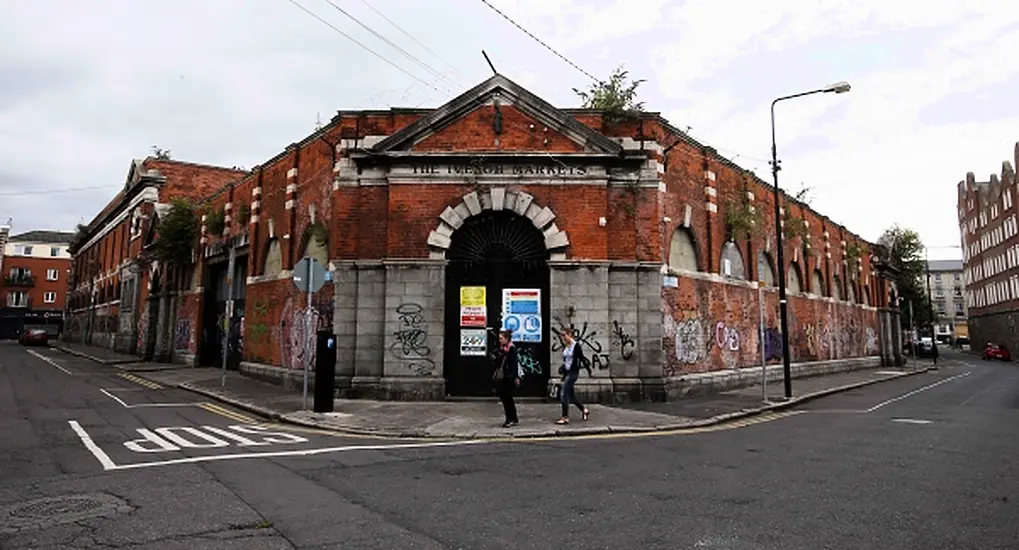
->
[759,285,767,403]
[908,300,917,366]
[302,258,313,411]
[771,100,794,399]
[222,247,235,388]
[925,248,938,366]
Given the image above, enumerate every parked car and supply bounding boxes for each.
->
[18,329,49,346]
[982,343,1011,362]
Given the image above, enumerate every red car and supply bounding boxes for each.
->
[981,343,1011,362]
[18,329,49,346]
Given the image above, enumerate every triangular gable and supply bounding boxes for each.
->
[371,74,623,155]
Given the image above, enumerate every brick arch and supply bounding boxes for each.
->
[426,188,570,260]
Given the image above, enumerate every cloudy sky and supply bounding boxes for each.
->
[2,0,1016,260]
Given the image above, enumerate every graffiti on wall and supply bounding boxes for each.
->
[762,327,783,361]
[611,321,635,360]
[674,317,709,365]
[552,320,610,371]
[517,346,542,376]
[136,303,149,351]
[280,297,330,371]
[865,327,878,355]
[173,319,193,354]
[390,302,436,376]
[714,322,740,351]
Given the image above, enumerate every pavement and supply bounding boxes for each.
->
[2,342,1016,548]
[47,340,946,439]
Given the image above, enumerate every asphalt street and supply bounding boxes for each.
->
[1,343,1017,549]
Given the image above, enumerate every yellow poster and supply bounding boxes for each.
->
[460,286,486,307]
[460,286,486,327]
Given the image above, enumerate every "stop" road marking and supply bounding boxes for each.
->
[123,424,309,453]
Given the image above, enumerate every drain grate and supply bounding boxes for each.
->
[1,493,133,534]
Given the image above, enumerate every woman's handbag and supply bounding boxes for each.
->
[492,355,506,382]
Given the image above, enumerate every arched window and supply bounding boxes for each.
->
[757,251,775,287]
[832,274,843,301]
[668,228,698,272]
[263,239,283,277]
[787,262,803,293]
[811,269,825,296]
[720,242,746,280]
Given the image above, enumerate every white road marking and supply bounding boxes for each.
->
[892,418,933,425]
[69,420,483,471]
[68,421,118,470]
[26,349,72,374]
[865,371,971,413]
[108,439,485,470]
[99,388,206,409]
[875,370,906,375]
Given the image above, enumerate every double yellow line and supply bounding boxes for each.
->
[117,373,162,390]
[198,402,257,424]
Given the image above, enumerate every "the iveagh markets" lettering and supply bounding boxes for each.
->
[411,163,588,176]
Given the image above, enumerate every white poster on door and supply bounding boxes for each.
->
[460,328,487,356]
[501,289,541,343]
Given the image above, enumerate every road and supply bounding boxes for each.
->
[1,343,1017,549]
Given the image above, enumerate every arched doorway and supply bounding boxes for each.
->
[444,210,551,397]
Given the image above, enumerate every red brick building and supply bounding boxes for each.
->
[73,75,900,400]
[1,229,75,338]
[65,158,247,357]
[958,141,1019,352]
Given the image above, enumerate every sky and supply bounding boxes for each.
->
[2,0,1016,261]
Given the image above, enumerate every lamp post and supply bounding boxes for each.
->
[771,81,851,399]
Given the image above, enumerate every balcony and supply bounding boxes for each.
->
[3,274,35,287]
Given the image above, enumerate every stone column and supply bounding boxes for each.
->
[549,261,612,402]
[607,264,641,401]
[351,261,385,397]
[636,263,665,400]
[332,261,357,394]
[380,260,445,400]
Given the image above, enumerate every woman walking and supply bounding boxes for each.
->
[492,329,520,428]
[556,329,591,425]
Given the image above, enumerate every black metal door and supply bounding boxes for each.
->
[200,261,227,367]
[444,211,550,397]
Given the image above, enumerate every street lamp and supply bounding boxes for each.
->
[771,81,851,399]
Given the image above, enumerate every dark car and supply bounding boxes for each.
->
[982,343,1011,362]
[18,328,49,346]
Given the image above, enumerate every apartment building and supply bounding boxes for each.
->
[926,259,967,343]
[0,229,75,339]
[957,142,1019,352]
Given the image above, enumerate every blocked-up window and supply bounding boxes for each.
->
[719,242,745,280]
[668,228,698,272]
[756,251,775,287]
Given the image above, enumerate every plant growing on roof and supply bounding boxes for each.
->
[305,220,328,247]
[152,199,200,268]
[845,241,864,270]
[67,223,89,255]
[235,202,251,226]
[205,206,226,235]
[724,199,762,241]
[573,65,646,122]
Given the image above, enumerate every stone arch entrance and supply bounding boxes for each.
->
[435,189,568,397]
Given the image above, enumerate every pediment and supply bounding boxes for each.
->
[371,75,623,156]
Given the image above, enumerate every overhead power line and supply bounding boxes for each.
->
[321,0,461,90]
[357,0,466,81]
[285,0,443,93]
[479,0,600,83]
[0,184,119,197]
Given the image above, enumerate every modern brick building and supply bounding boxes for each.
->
[72,75,900,400]
[926,259,967,344]
[0,229,75,339]
[958,142,1019,353]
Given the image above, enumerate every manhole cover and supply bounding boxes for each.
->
[1,493,132,534]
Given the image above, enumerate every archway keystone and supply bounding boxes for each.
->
[428,188,570,260]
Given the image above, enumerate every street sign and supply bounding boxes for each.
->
[293,257,327,293]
